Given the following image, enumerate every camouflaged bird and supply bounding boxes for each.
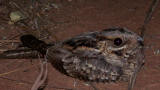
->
[0,27,144,90]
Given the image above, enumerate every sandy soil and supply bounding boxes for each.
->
[0,0,160,90]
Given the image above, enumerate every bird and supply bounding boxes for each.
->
[1,27,145,90]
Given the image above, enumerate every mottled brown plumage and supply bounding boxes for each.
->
[0,27,144,90]
[45,28,144,84]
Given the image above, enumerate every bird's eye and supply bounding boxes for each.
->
[114,38,122,46]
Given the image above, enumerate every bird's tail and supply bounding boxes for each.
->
[20,34,50,55]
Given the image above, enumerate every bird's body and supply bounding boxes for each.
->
[20,27,144,83]
[44,28,144,83]
[0,27,144,90]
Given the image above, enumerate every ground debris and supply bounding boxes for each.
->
[9,11,27,23]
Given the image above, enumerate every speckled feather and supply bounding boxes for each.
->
[46,27,144,83]
[0,27,144,90]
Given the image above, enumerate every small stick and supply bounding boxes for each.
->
[0,63,40,77]
[0,33,21,47]
[129,0,159,90]
[0,40,20,43]
[140,0,159,38]
[31,50,48,90]
[0,76,73,90]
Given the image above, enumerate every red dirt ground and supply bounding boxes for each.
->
[0,0,160,90]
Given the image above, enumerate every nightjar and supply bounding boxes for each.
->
[3,27,145,90]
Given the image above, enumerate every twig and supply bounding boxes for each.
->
[0,33,21,47]
[31,51,48,90]
[129,0,159,90]
[31,60,48,90]
[0,48,10,52]
[0,63,40,77]
[0,76,73,90]
[140,0,159,38]
[0,40,20,43]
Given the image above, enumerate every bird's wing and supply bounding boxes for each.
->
[63,31,100,49]
[62,49,123,82]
